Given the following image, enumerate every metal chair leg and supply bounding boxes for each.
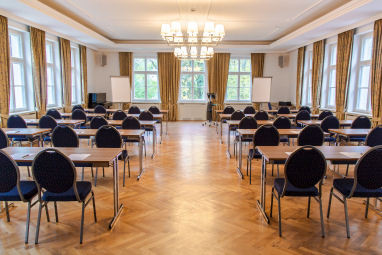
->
[92,192,97,222]
[123,159,126,187]
[35,202,42,244]
[80,202,85,244]
[270,188,274,217]
[307,196,311,218]
[278,195,282,237]
[95,167,98,186]
[4,201,10,222]
[249,158,252,184]
[27,166,31,178]
[318,196,325,237]
[327,187,333,218]
[127,156,130,178]
[344,198,350,238]
[91,167,94,177]
[54,201,58,222]
[44,202,50,222]
[102,167,105,177]
[81,167,85,181]
[365,197,369,218]
[25,201,31,243]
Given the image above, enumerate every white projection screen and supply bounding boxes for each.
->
[110,76,131,103]
[252,77,272,103]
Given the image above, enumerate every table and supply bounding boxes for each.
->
[277,114,319,119]
[159,110,169,135]
[74,129,145,180]
[61,113,106,118]
[4,128,51,147]
[298,119,353,127]
[256,145,369,224]
[267,109,299,114]
[3,146,124,230]
[84,108,119,114]
[218,114,258,144]
[329,128,370,144]
[25,119,85,127]
[126,114,164,143]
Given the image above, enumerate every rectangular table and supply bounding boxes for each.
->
[2,147,124,229]
[267,109,299,114]
[61,113,106,118]
[277,113,319,119]
[84,108,119,114]
[219,114,258,144]
[298,119,353,127]
[256,145,369,224]
[329,128,370,144]
[126,114,164,143]
[25,119,85,127]
[4,128,51,147]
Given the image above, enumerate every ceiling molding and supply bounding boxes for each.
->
[112,39,274,46]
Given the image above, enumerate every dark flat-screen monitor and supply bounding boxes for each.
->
[89,93,106,104]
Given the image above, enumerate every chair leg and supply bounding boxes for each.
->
[91,167,94,177]
[272,163,274,177]
[27,166,31,178]
[277,164,279,177]
[249,158,252,184]
[278,195,282,237]
[35,202,42,244]
[92,192,97,222]
[127,156,130,178]
[44,202,50,222]
[81,167,85,181]
[327,187,334,218]
[4,201,10,222]
[102,167,105,177]
[307,196,311,218]
[144,140,147,157]
[25,201,31,243]
[318,196,325,238]
[365,197,369,219]
[54,201,58,222]
[344,197,350,238]
[123,159,126,187]
[345,164,349,176]
[270,188,274,217]
[95,167,98,186]
[80,202,85,244]
[246,157,249,176]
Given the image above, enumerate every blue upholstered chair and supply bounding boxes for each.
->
[295,110,311,128]
[277,107,290,114]
[297,125,324,146]
[320,116,339,145]
[365,125,382,147]
[112,110,127,120]
[348,116,372,144]
[72,105,84,112]
[128,106,141,114]
[229,111,245,135]
[299,106,311,113]
[122,116,146,157]
[139,111,155,134]
[94,105,107,114]
[273,116,292,144]
[7,115,37,146]
[148,106,161,114]
[0,128,9,149]
[223,106,235,114]
[71,109,87,128]
[32,148,96,244]
[233,117,257,157]
[38,115,58,145]
[327,145,382,238]
[254,110,269,120]
[243,106,256,114]
[271,146,326,237]
[89,116,108,147]
[318,110,333,120]
[46,109,62,119]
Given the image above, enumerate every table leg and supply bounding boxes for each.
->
[160,121,163,144]
[151,127,156,159]
[40,134,43,147]
[109,158,124,229]
[226,125,231,158]
[236,134,244,179]
[256,156,270,224]
[166,114,168,135]
[220,118,223,144]
[137,135,144,180]
[215,112,219,134]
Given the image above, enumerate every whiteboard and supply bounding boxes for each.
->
[110,76,131,103]
[252,77,272,103]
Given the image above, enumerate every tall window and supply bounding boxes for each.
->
[321,43,337,109]
[133,57,159,101]
[46,39,61,107]
[301,49,313,106]
[225,58,251,101]
[9,28,33,112]
[71,45,81,105]
[179,60,206,101]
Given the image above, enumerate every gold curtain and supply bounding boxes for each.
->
[371,19,382,126]
[251,53,265,110]
[296,47,305,109]
[336,29,354,120]
[0,15,10,127]
[30,27,47,118]
[119,52,133,110]
[207,53,231,120]
[79,45,88,108]
[311,40,325,114]
[157,52,181,121]
[59,38,72,113]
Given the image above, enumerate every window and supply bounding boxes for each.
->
[321,43,337,109]
[179,60,206,101]
[71,45,82,105]
[225,58,251,101]
[348,32,373,113]
[301,48,313,106]
[46,39,62,107]
[9,28,33,113]
[133,57,159,101]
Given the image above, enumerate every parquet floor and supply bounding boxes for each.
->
[1,121,382,254]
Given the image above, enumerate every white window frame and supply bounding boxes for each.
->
[178,60,207,103]
[46,38,62,108]
[225,57,252,103]
[70,44,82,105]
[321,42,337,109]
[301,46,313,106]
[132,56,160,102]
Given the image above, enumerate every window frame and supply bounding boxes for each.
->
[132,56,160,102]
[178,59,207,103]
[320,42,337,109]
[301,47,313,106]
[45,38,62,108]
[70,44,82,105]
[225,57,252,103]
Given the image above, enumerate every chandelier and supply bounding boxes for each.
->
[161,21,225,60]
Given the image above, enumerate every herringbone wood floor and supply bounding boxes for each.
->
[1,122,382,254]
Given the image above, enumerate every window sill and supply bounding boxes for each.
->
[346,111,372,117]
[178,101,207,104]
[132,101,161,104]
[10,110,36,116]
[225,101,252,104]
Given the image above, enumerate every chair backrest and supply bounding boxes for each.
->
[7,115,27,128]
[38,115,58,130]
[283,146,326,194]
[299,106,311,113]
[0,128,9,149]
[128,106,141,114]
[238,116,257,129]
[351,116,371,129]
[139,111,154,120]
[320,115,340,133]
[94,105,107,114]
[254,111,269,120]
[351,146,382,197]
[52,126,79,147]
[230,110,245,120]
[295,110,311,122]
[112,110,127,120]
[71,109,87,121]
[243,106,256,114]
[72,105,84,112]
[268,102,272,110]
[46,109,62,119]
[277,107,290,114]
[148,106,160,114]
[297,125,324,146]
[253,125,280,147]
[90,116,108,129]
[95,125,122,148]
[32,148,80,200]
[0,150,19,194]
[273,116,291,129]
[223,106,235,114]
[122,116,141,129]
[365,126,382,147]
[318,110,333,120]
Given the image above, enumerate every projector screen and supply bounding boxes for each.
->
[110,76,131,103]
[252,77,272,103]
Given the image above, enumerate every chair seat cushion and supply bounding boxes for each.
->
[349,137,366,142]
[274,178,318,197]
[280,136,289,143]
[0,181,37,201]
[42,181,92,202]
[324,136,336,142]
[333,178,382,198]
[74,162,93,168]
[249,149,262,159]
[331,160,358,165]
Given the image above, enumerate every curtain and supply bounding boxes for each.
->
[0,15,10,128]
[207,53,231,120]
[119,52,133,110]
[59,38,72,113]
[30,27,47,118]
[251,53,265,110]
[80,45,88,108]
[371,19,382,126]
[336,29,354,120]
[157,52,181,121]
[296,47,305,109]
[311,40,325,114]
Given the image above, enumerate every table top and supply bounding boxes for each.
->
[226,120,274,126]
[107,120,157,126]
[126,114,163,119]
[329,129,370,137]
[25,119,85,126]
[257,145,369,161]
[61,113,106,118]
[219,113,256,119]
[237,129,301,136]
[277,114,319,119]
[75,129,144,137]
[84,108,119,113]
[3,128,51,136]
[298,120,353,126]
[267,109,299,113]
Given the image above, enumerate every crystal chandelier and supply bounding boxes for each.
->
[161,21,225,60]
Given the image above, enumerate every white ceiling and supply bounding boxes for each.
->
[0,0,381,52]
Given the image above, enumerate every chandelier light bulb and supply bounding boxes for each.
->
[171,21,181,34]
[161,24,170,37]
[204,22,215,35]
[187,22,198,37]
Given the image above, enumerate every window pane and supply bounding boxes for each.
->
[46,43,53,64]
[12,63,23,85]
[181,60,192,72]
[240,59,250,72]
[226,87,238,101]
[229,59,239,72]
[71,49,75,67]
[47,66,54,85]
[194,60,205,72]
[309,52,313,69]
[359,65,370,88]
[134,74,145,99]
[47,86,54,105]
[193,87,204,100]
[147,58,158,71]
[227,75,238,88]
[239,87,250,101]
[329,69,336,88]
[10,34,22,58]
[14,86,25,109]
[147,74,158,100]
[134,58,145,71]
[180,74,192,87]
[193,74,205,100]
[180,87,192,100]
[328,87,335,106]
[361,37,373,61]
[330,45,337,66]
[194,74,205,87]
[357,88,368,110]
[71,70,76,103]
[240,75,250,87]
